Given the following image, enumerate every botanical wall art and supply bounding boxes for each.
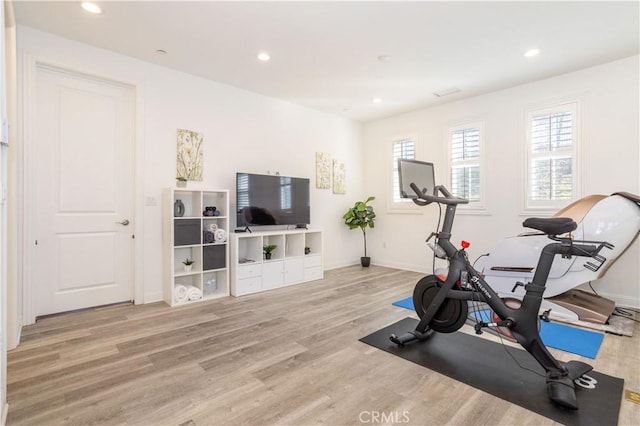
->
[332,159,346,194]
[315,152,332,189]
[176,128,203,181]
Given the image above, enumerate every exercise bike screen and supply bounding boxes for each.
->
[398,159,435,198]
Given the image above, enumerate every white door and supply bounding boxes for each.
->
[32,65,135,318]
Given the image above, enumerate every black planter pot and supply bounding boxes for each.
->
[361,256,371,267]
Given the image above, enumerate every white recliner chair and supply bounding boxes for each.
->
[475,192,640,323]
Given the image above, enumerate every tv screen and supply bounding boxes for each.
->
[236,173,310,228]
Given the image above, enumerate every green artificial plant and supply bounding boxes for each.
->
[343,196,376,260]
[263,244,277,255]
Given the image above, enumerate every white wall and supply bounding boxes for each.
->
[363,56,640,308]
[13,28,639,314]
[16,26,365,308]
[1,1,11,421]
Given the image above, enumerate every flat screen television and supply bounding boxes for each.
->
[236,172,310,228]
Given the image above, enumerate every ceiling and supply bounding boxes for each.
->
[11,1,640,122]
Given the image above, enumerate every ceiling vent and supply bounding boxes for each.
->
[434,87,461,97]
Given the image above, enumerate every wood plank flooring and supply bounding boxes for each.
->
[6,266,640,425]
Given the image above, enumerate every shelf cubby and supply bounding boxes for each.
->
[285,233,304,257]
[164,188,230,306]
[231,229,323,296]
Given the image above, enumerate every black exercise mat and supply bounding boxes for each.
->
[360,317,623,426]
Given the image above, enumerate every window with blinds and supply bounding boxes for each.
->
[450,127,481,202]
[529,112,573,201]
[525,102,579,209]
[391,138,415,204]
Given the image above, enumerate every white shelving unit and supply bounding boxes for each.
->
[230,229,323,296]
[163,188,230,306]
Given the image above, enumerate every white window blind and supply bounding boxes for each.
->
[450,126,481,202]
[392,139,415,203]
[525,100,580,211]
[529,111,573,201]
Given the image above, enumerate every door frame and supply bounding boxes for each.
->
[20,55,145,324]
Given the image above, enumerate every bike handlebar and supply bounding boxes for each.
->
[409,183,470,206]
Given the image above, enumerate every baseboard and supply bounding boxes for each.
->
[597,291,640,310]
[355,264,640,310]
[368,260,431,275]
[325,259,640,309]
[324,260,432,274]
[2,402,8,426]
[143,291,164,304]
[13,323,21,350]
[7,315,22,350]
[323,261,360,271]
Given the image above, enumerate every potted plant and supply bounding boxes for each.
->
[305,246,311,255]
[263,244,277,260]
[343,196,376,267]
[182,258,194,271]
[176,176,187,188]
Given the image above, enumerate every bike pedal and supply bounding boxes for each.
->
[539,309,551,322]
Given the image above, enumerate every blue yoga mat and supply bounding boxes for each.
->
[391,297,604,359]
[392,296,415,310]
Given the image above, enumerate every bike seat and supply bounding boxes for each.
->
[522,217,577,235]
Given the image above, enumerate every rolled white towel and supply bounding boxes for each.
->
[174,284,188,303]
[186,285,203,301]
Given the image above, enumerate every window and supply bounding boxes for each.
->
[525,102,579,210]
[447,121,484,211]
[390,138,416,207]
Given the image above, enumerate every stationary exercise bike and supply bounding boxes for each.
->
[389,159,611,410]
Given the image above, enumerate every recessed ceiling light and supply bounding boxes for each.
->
[257,52,271,62]
[377,55,391,63]
[81,2,102,14]
[372,98,382,103]
[156,49,167,55]
[524,48,541,58]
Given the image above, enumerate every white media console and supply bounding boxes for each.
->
[230,229,323,296]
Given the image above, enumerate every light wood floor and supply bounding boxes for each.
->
[7,266,640,425]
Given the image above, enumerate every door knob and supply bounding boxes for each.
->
[116,219,130,226]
